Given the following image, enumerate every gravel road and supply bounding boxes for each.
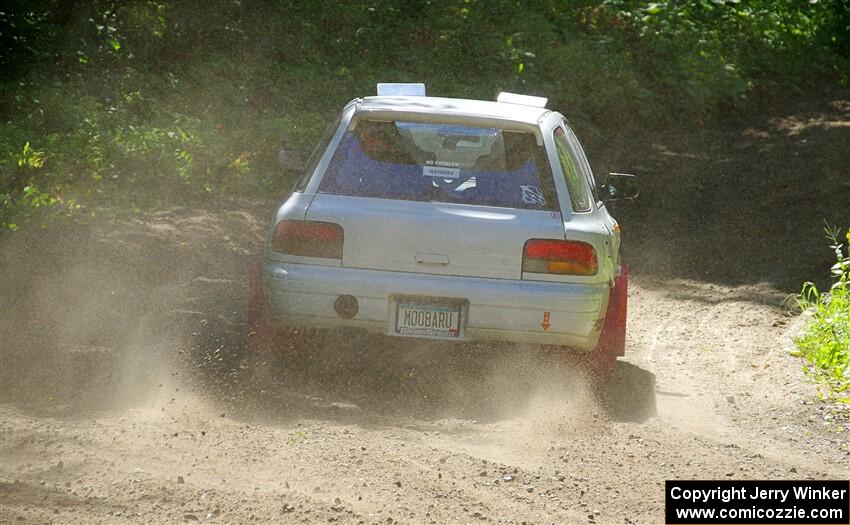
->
[1,92,848,524]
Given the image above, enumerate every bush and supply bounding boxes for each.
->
[795,226,850,399]
[1,1,847,230]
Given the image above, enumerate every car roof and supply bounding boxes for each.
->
[357,96,551,126]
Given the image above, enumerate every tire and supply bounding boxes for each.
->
[549,264,628,388]
[243,261,312,390]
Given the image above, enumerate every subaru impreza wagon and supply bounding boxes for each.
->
[246,84,638,382]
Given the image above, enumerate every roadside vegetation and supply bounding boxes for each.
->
[794,227,850,401]
[1,0,848,230]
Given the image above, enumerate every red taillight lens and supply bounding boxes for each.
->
[522,239,597,276]
[271,220,344,259]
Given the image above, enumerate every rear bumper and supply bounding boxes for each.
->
[261,261,610,350]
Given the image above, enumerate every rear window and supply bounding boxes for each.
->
[318,119,557,210]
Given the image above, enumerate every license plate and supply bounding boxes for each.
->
[395,301,463,339]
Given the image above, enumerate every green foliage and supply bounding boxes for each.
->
[795,226,850,398]
[577,0,849,115]
[1,141,68,230]
[1,0,847,229]
[288,430,306,446]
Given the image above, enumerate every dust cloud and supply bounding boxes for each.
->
[3,89,849,520]
[0,207,264,416]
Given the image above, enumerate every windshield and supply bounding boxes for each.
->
[317,119,557,210]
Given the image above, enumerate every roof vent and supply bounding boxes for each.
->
[377,83,426,96]
[496,92,548,108]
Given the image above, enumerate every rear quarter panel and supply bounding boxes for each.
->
[540,112,618,285]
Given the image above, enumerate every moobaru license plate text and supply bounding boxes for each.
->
[396,303,461,337]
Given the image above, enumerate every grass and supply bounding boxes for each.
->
[794,225,850,401]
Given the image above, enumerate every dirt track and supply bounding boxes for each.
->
[1,93,848,523]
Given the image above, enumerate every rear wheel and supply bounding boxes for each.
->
[551,264,628,389]
[581,338,616,385]
[244,262,312,389]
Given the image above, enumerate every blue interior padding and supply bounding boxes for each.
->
[320,133,548,208]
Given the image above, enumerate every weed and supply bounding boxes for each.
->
[288,431,306,446]
[794,225,850,400]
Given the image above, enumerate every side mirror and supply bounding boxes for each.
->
[601,172,639,201]
[278,148,307,172]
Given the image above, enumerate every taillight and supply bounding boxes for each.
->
[271,220,344,259]
[522,239,597,276]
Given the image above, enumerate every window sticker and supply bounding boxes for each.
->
[426,160,460,167]
[521,185,546,205]
[423,160,460,179]
[423,165,460,178]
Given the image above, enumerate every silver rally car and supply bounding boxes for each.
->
[247,83,637,380]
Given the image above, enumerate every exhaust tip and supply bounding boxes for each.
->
[334,295,358,319]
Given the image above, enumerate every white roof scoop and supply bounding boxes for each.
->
[496,92,548,108]
[377,83,427,96]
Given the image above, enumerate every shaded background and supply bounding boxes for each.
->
[2,1,847,218]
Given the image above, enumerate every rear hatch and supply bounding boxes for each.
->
[305,118,565,280]
[306,195,564,279]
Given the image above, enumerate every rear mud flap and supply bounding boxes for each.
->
[247,262,263,332]
[599,263,628,358]
[246,260,274,356]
